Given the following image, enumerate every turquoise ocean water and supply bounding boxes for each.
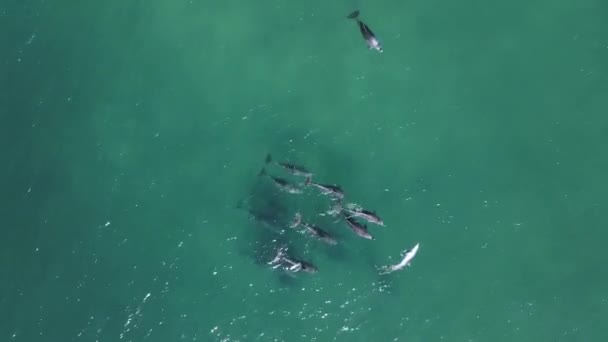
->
[2,0,608,341]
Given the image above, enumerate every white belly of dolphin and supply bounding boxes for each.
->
[380,243,420,274]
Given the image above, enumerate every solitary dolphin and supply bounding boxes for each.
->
[347,10,383,52]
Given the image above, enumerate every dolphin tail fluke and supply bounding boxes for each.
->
[347,10,360,19]
[265,153,272,164]
[258,167,267,177]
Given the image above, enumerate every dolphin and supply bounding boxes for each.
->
[258,168,303,194]
[268,247,318,273]
[290,213,338,245]
[305,177,345,200]
[343,207,384,226]
[380,243,420,274]
[347,10,383,53]
[343,214,374,240]
[265,154,313,178]
[282,257,318,273]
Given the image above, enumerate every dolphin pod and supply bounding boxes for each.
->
[244,153,420,276]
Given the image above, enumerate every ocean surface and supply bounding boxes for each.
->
[2,1,608,341]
